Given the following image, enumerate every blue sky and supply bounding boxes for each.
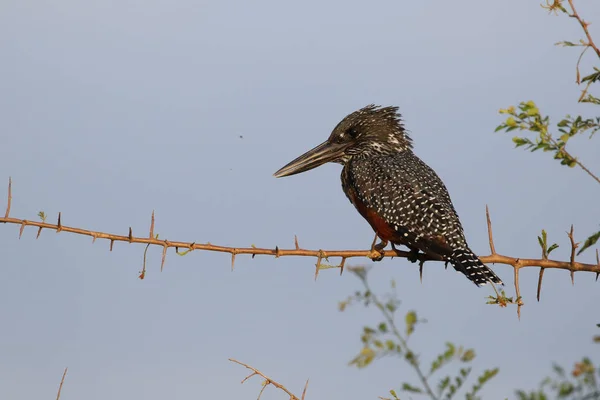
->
[1,1,599,398]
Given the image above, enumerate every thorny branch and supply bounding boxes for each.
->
[229,358,309,400]
[1,179,599,316]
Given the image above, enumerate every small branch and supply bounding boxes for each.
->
[361,275,439,399]
[229,358,305,400]
[56,367,68,400]
[513,264,523,319]
[568,0,600,58]
[548,136,600,186]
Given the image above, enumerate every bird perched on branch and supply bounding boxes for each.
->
[273,105,502,286]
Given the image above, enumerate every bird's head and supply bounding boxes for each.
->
[273,104,412,178]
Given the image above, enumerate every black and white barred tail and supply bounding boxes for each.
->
[450,248,503,286]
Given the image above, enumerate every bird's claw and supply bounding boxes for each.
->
[369,237,388,262]
[368,248,385,262]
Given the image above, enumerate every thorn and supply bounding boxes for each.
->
[128,227,133,242]
[36,227,42,239]
[149,210,155,239]
[56,367,68,400]
[110,239,114,251]
[294,235,300,250]
[339,257,346,275]
[19,220,26,239]
[275,246,280,258]
[485,205,496,254]
[301,378,309,400]
[92,234,97,244]
[419,260,424,283]
[57,212,62,232]
[231,251,237,271]
[189,242,195,250]
[314,254,322,281]
[537,267,545,302]
[4,177,12,218]
[571,270,575,285]
[161,242,168,271]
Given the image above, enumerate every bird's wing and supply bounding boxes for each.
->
[343,152,467,257]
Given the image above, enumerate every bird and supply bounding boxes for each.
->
[273,104,502,286]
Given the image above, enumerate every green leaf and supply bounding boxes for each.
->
[547,243,559,254]
[466,368,499,399]
[552,363,566,377]
[555,41,578,47]
[348,347,375,368]
[438,376,450,395]
[460,349,476,362]
[405,311,417,336]
[401,383,423,393]
[577,229,600,255]
[429,343,456,375]
[581,68,600,83]
[513,137,531,147]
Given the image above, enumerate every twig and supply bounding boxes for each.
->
[229,358,305,400]
[56,367,68,400]
[568,0,600,58]
[545,134,600,185]
[360,275,439,399]
[513,264,523,319]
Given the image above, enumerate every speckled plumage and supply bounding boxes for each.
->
[274,104,503,286]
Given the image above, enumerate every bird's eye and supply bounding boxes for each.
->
[346,128,358,138]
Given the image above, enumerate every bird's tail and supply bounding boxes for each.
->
[450,248,503,286]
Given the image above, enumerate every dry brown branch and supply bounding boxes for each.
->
[56,367,68,400]
[1,179,599,314]
[229,358,308,400]
[3,209,596,272]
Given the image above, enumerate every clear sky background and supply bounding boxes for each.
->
[1,1,599,399]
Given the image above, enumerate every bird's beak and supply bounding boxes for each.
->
[273,140,349,178]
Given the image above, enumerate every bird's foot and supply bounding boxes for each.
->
[369,248,385,262]
[368,236,388,262]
